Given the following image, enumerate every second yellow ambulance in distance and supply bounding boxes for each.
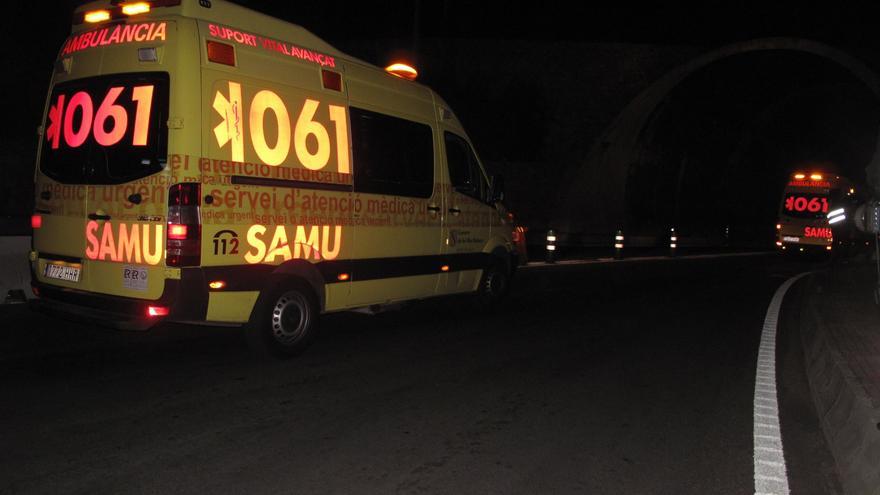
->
[31,0,516,357]
[775,172,854,253]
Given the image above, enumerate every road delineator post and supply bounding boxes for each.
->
[546,229,556,264]
[614,229,624,260]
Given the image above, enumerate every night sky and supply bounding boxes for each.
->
[4,2,880,242]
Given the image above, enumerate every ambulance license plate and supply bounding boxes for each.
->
[44,262,81,283]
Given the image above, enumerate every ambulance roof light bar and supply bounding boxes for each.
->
[78,0,181,24]
[84,10,111,23]
[792,172,825,181]
[121,2,151,16]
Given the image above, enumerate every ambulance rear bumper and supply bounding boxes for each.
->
[31,269,208,331]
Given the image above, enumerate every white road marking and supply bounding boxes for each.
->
[753,272,809,495]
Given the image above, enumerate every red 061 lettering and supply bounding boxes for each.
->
[46,85,154,149]
[784,195,828,213]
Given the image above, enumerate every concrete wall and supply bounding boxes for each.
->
[395,39,705,230]
[801,275,880,495]
[0,236,32,302]
[559,38,880,235]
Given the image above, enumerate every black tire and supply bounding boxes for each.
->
[246,279,319,359]
[476,256,511,307]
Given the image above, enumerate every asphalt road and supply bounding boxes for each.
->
[0,254,839,494]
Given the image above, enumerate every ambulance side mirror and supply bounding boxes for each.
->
[454,183,477,196]
[489,174,505,203]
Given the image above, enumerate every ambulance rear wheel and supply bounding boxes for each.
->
[247,280,319,358]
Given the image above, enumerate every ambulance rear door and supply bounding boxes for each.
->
[34,18,187,300]
[82,70,172,300]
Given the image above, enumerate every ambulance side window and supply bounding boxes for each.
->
[444,132,488,202]
[351,107,434,198]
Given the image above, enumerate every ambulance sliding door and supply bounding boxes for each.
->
[199,20,354,311]
[346,105,443,306]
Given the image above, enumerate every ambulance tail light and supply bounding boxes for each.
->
[206,41,236,66]
[322,70,343,91]
[147,305,169,317]
[167,224,188,240]
[31,215,42,230]
[166,183,201,267]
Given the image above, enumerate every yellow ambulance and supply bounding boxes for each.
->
[31,0,516,357]
[775,172,852,253]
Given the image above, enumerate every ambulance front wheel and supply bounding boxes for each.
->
[246,279,319,358]
[477,256,511,306]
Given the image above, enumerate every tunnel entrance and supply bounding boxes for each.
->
[625,50,880,245]
[561,39,880,247]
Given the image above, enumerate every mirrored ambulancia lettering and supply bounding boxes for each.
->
[60,22,167,57]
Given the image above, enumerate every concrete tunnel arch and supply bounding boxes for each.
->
[558,37,880,237]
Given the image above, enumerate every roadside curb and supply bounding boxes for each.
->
[800,274,880,495]
[521,250,772,269]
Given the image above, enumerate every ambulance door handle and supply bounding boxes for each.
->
[448,207,461,215]
[427,205,441,213]
[88,213,111,221]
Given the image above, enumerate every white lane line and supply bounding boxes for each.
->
[753,272,809,495]
[756,446,783,453]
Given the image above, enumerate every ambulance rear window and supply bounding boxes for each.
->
[40,72,169,185]
[350,107,434,198]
